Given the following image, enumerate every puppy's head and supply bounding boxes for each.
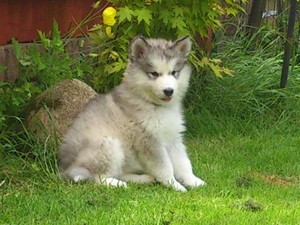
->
[124,36,192,106]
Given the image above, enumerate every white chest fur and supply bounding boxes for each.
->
[138,104,185,142]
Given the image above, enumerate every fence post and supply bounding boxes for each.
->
[280,0,297,88]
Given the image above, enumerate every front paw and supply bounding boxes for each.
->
[161,177,187,192]
[182,176,206,188]
[172,180,187,192]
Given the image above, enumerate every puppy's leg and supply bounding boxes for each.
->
[63,167,127,187]
[62,166,92,182]
[137,143,187,192]
[62,136,127,188]
[168,139,206,188]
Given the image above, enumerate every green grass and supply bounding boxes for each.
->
[1,126,300,224]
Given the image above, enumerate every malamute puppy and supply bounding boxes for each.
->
[58,36,205,191]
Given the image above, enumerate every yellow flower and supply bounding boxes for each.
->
[105,26,115,38]
[102,7,117,26]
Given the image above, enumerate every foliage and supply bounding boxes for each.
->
[185,25,300,136]
[0,66,7,129]
[0,82,40,130]
[12,20,85,89]
[0,21,92,134]
[113,0,246,38]
[88,0,245,92]
[0,1,247,132]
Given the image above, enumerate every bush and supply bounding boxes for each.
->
[0,21,92,136]
[87,0,245,92]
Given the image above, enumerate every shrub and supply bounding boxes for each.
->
[88,0,245,92]
[0,21,92,135]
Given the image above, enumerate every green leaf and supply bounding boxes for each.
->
[11,38,22,59]
[171,17,187,31]
[134,8,152,25]
[92,1,101,9]
[19,59,32,66]
[105,60,126,75]
[172,6,184,17]
[89,24,103,32]
[226,7,238,16]
[209,63,223,78]
[38,30,50,49]
[118,6,133,23]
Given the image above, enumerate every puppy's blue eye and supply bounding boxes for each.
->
[150,72,159,77]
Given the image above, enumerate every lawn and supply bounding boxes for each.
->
[1,124,300,224]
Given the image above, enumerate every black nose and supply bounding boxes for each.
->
[163,88,174,97]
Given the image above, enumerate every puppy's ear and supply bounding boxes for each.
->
[130,36,149,61]
[172,36,192,58]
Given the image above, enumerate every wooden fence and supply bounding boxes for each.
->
[0,0,105,82]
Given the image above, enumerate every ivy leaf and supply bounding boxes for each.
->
[118,6,133,23]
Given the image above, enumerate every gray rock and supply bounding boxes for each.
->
[26,79,97,142]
